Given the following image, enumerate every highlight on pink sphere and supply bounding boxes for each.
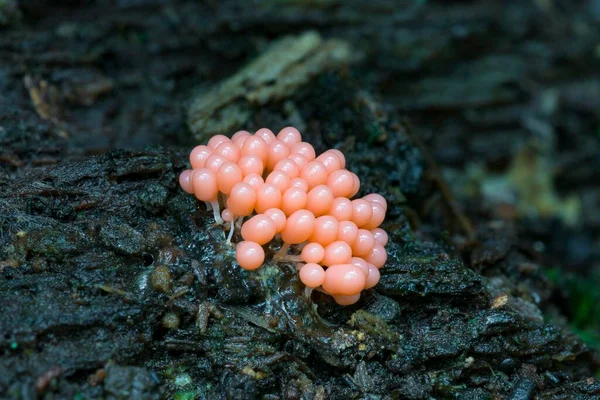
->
[350,256,369,276]
[281,210,316,244]
[363,193,387,211]
[289,153,308,169]
[362,201,386,230]
[231,130,251,142]
[264,208,287,233]
[300,161,328,189]
[371,228,389,246]
[243,173,264,189]
[227,182,256,217]
[364,264,380,289]
[306,185,334,217]
[290,142,316,161]
[329,197,353,221]
[301,243,325,264]
[238,155,264,177]
[216,162,243,195]
[322,241,353,266]
[332,293,361,306]
[241,136,268,162]
[233,135,249,149]
[289,177,308,191]
[365,243,387,268]
[274,159,300,179]
[327,169,355,198]
[241,214,276,245]
[329,149,346,168]
[254,128,276,144]
[351,199,373,227]
[236,241,265,271]
[265,170,291,193]
[350,173,360,197]
[338,220,359,245]
[281,187,307,216]
[207,134,231,150]
[299,263,325,288]
[266,140,291,171]
[352,229,375,257]
[222,208,234,222]
[179,170,194,194]
[204,154,226,173]
[215,141,241,163]
[255,183,282,213]
[316,150,343,174]
[309,216,339,246]
[190,145,212,169]
[191,168,218,202]
[322,264,366,295]
[277,126,302,147]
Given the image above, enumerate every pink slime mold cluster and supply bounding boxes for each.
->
[179,127,388,305]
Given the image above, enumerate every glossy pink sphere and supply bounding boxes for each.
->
[241,214,276,245]
[236,241,265,271]
[299,263,326,288]
[281,210,315,244]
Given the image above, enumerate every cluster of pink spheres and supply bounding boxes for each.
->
[179,127,388,305]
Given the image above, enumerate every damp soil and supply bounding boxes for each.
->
[1,1,599,399]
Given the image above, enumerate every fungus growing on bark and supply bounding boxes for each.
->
[180,127,388,305]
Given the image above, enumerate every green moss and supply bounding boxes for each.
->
[545,267,600,349]
[173,391,196,400]
[348,310,400,343]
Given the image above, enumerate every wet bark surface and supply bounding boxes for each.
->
[1,1,599,399]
